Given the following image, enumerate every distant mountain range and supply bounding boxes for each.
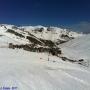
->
[0,24,83,45]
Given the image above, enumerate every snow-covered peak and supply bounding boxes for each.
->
[0,24,84,46]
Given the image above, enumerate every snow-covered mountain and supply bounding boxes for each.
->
[0,24,90,90]
[61,34,90,65]
[0,24,83,46]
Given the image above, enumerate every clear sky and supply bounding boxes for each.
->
[0,0,90,26]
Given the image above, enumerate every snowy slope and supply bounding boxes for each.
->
[0,24,83,43]
[61,34,90,64]
[0,24,90,90]
[21,26,83,42]
[0,48,90,90]
[0,24,83,50]
[0,25,29,44]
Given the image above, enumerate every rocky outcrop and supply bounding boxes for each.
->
[9,43,62,56]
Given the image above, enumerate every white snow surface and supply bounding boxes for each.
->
[61,34,90,61]
[0,24,90,90]
[0,48,90,90]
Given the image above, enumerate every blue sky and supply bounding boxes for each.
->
[0,0,90,27]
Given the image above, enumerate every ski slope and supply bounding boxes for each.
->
[0,48,90,90]
[0,24,90,90]
[61,34,90,63]
[0,35,90,90]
